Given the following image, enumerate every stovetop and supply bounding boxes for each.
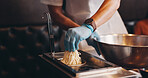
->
[40,50,141,78]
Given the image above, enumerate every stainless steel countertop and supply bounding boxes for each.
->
[39,50,142,78]
[82,48,104,60]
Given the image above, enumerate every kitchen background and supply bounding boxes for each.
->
[0,0,148,78]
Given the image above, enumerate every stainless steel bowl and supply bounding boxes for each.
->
[95,34,148,69]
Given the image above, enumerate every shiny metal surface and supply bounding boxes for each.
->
[40,51,141,78]
[95,34,148,69]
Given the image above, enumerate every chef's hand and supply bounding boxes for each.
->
[90,31,100,42]
[86,31,101,55]
[64,24,94,52]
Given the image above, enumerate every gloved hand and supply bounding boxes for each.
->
[64,24,94,52]
[89,31,100,41]
[86,31,101,55]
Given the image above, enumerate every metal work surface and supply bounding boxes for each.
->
[40,50,141,78]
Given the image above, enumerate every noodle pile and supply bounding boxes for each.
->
[61,50,82,65]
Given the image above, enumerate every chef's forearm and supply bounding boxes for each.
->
[91,0,121,28]
[48,5,80,30]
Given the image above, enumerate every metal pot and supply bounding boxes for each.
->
[95,34,148,69]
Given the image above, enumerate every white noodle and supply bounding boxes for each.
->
[61,50,82,65]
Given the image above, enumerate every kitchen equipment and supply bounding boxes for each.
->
[46,13,55,56]
[39,50,141,78]
[95,34,148,69]
[95,34,148,77]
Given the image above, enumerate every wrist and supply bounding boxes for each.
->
[82,24,94,33]
[84,18,97,32]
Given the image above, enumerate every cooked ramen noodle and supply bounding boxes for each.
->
[61,50,82,65]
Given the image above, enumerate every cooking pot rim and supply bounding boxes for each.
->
[95,34,148,47]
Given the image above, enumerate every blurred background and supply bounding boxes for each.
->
[0,0,147,78]
[0,0,148,33]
